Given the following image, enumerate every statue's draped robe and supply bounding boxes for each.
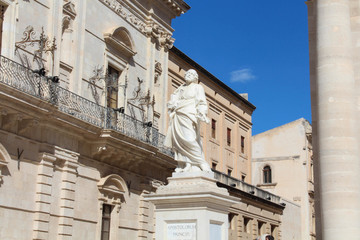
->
[164,83,208,166]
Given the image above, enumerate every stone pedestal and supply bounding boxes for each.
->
[145,171,237,240]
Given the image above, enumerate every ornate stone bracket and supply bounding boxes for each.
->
[2,113,23,130]
[18,118,39,134]
[145,22,175,50]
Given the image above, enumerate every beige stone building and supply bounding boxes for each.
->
[0,0,286,239]
[252,118,315,240]
[306,1,360,239]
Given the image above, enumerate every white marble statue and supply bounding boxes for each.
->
[164,69,211,172]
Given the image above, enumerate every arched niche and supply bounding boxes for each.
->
[104,27,137,58]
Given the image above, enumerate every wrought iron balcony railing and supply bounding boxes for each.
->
[0,55,172,156]
[213,169,281,204]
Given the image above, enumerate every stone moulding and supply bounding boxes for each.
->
[98,174,128,208]
[99,0,174,50]
[0,143,10,182]
[104,33,137,57]
[99,0,147,33]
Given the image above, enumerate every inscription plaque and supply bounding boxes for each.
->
[167,222,196,240]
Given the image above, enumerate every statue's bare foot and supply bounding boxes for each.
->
[200,164,211,172]
[183,163,191,172]
[175,167,182,172]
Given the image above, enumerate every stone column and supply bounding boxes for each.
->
[313,0,360,239]
[32,153,56,240]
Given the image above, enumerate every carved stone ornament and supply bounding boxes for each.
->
[99,0,146,32]
[104,33,137,57]
[98,174,127,212]
[154,61,162,84]
[63,1,77,19]
[145,22,174,50]
[99,0,175,50]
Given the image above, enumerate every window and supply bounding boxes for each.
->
[263,165,272,184]
[227,168,232,176]
[211,119,216,138]
[101,204,112,240]
[241,136,245,154]
[106,66,119,108]
[212,162,217,170]
[243,217,251,233]
[271,224,278,238]
[241,175,246,181]
[227,128,231,146]
[228,213,236,230]
[258,221,264,235]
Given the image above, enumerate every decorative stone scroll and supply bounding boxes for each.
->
[99,0,175,50]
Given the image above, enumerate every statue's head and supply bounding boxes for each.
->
[184,69,198,83]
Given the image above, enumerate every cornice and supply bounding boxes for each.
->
[170,47,256,111]
[158,0,190,17]
[99,0,175,50]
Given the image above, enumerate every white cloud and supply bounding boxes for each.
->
[230,68,255,83]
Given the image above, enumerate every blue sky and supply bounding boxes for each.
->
[172,1,311,135]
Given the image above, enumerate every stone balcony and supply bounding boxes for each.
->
[213,169,283,205]
[0,55,175,176]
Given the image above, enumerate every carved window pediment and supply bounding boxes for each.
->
[104,29,136,58]
[98,174,128,200]
[63,1,76,19]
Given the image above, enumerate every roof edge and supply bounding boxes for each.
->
[170,46,256,111]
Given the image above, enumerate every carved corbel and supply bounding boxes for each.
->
[92,144,116,161]
[140,178,165,191]
[62,15,72,34]
[18,118,39,134]
[0,109,8,127]
[2,113,23,130]
[160,33,174,51]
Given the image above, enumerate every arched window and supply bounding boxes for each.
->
[263,165,272,184]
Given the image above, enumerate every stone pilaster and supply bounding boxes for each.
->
[313,0,360,239]
[32,153,56,240]
[57,160,78,240]
[137,191,153,239]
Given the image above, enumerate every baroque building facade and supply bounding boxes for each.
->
[0,0,285,239]
[252,118,315,240]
